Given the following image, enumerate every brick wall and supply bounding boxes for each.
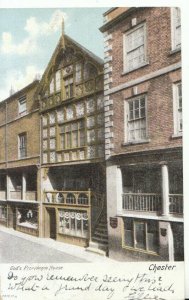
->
[0,81,40,168]
[7,112,40,163]
[102,7,182,157]
[107,7,181,88]
[7,82,39,123]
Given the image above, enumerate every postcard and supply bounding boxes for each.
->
[0,1,188,299]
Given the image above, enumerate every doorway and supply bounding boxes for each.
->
[47,208,56,239]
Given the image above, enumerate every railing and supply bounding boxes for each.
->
[122,193,161,212]
[9,191,37,201]
[25,191,37,201]
[44,189,91,206]
[169,194,183,214]
[0,191,6,200]
[10,191,22,200]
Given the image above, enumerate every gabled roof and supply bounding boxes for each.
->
[36,34,103,96]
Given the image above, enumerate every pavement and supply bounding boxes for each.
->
[0,226,114,263]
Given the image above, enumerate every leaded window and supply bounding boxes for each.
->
[64,76,73,99]
[55,70,61,92]
[60,120,85,150]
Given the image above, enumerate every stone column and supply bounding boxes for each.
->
[106,163,124,260]
[22,172,26,201]
[160,162,169,216]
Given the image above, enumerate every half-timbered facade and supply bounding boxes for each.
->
[37,31,107,251]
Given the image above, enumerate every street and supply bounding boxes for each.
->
[0,230,87,263]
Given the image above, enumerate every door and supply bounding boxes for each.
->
[47,208,56,239]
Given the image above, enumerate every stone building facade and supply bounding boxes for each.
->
[100,7,183,261]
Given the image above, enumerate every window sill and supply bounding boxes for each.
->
[122,139,150,146]
[168,47,181,56]
[171,133,182,139]
[122,61,149,76]
[122,245,159,256]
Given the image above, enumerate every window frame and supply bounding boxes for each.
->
[123,218,158,254]
[18,132,27,159]
[59,120,85,150]
[171,7,181,51]
[173,82,182,136]
[125,95,148,143]
[64,76,74,99]
[55,70,61,92]
[18,95,27,116]
[123,22,147,73]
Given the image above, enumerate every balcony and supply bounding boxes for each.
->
[9,190,37,202]
[122,192,183,216]
[10,191,22,200]
[122,193,161,213]
[44,189,91,207]
[0,191,6,200]
[169,194,183,215]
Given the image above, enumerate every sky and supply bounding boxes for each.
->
[0,8,108,101]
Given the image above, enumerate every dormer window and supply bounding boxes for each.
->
[18,96,26,116]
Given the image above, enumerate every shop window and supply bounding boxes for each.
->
[17,208,38,229]
[18,132,27,159]
[59,209,89,238]
[123,218,158,253]
[60,120,85,150]
[171,7,181,50]
[125,95,147,142]
[123,23,147,72]
[173,82,182,135]
[18,95,27,116]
